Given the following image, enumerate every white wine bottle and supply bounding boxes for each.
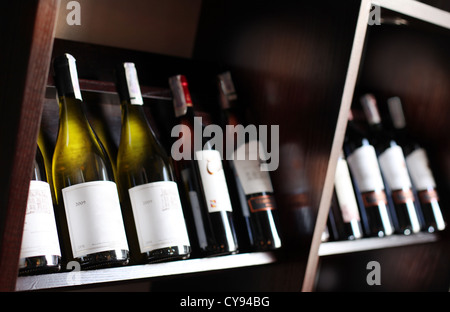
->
[52,54,129,269]
[115,62,191,264]
[18,145,62,275]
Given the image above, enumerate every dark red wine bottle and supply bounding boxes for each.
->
[217,71,282,251]
[387,96,446,232]
[344,110,394,237]
[331,151,364,240]
[169,74,238,256]
[360,94,421,235]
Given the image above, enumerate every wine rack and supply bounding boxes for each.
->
[1,0,450,292]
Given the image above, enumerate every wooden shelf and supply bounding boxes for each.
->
[45,79,172,100]
[318,232,439,256]
[15,251,276,291]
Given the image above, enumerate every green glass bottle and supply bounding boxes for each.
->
[52,53,129,269]
[115,62,191,264]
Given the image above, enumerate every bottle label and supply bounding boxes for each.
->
[128,181,190,253]
[378,145,412,190]
[361,190,388,208]
[405,148,436,191]
[232,140,274,195]
[391,188,415,204]
[418,189,439,204]
[247,195,276,212]
[334,157,360,222]
[392,188,421,233]
[362,190,394,235]
[418,190,445,231]
[20,181,61,259]
[196,150,233,213]
[62,181,129,258]
[347,145,385,193]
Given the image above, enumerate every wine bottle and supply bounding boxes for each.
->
[115,62,191,263]
[387,96,446,232]
[332,151,363,240]
[361,94,421,235]
[217,71,282,251]
[326,194,341,241]
[321,224,331,242]
[52,54,129,269]
[169,74,238,256]
[18,145,62,275]
[344,110,394,237]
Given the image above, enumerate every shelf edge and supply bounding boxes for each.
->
[15,251,276,291]
[318,233,439,256]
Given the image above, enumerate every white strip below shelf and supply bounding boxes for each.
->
[15,251,276,291]
[318,232,439,257]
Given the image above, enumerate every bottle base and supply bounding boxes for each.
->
[76,249,130,270]
[18,255,61,276]
[144,245,191,263]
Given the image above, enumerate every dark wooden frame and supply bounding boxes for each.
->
[0,0,59,292]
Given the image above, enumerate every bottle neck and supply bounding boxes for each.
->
[58,95,92,135]
[120,101,159,144]
[54,53,83,102]
[368,121,384,133]
[32,148,44,181]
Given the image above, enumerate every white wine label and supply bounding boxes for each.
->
[62,181,129,258]
[334,157,360,222]
[128,181,190,253]
[378,145,412,190]
[196,150,233,213]
[20,181,61,259]
[232,140,274,195]
[347,145,385,193]
[405,148,436,191]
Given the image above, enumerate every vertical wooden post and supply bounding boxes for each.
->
[0,0,59,291]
